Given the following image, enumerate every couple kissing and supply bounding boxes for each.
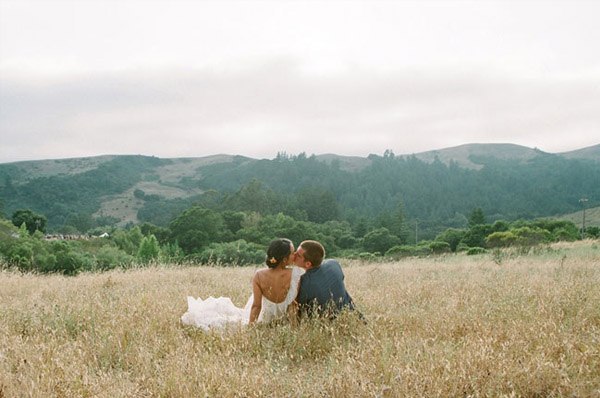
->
[181,239,358,330]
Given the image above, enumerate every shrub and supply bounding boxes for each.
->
[586,226,600,238]
[512,226,552,246]
[414,244,433,256]
[429,241,451,254]
[385,245,415,259]
[456,243,470,252]
[491,220,510,232]
[336,234,358,250]
[95,246,134,270]
[435,228,466,252]
[7,240,35,270]
[553,227,578,242]
[385,244,432,259]
[160,242,185,263]
[333,249,361,259]
[50,241,95,274]
[198,240,265,265]
[362,228,400,254]
[357,252,379,261]
[486,231,518,248]
[466,247,487,255]
[34,253,59,273]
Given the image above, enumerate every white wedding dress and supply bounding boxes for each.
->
[181,266,305,331]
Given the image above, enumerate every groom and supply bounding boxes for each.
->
[293,240,356,319]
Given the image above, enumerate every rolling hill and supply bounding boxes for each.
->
[558,144,600,160]
[407,143,546,169]
[317,143,600,171]
[0,143,598,232]
[555,205,600,228]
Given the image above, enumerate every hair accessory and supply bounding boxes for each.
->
[269,257,277,264]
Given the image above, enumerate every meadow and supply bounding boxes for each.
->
[1,241,599,397]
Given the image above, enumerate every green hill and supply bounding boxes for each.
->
[0,144,598,238]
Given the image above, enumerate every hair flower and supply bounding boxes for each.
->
[269,257,277,264]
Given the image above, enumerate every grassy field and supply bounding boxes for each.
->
[1,241,599,397]
[556,206,600,228]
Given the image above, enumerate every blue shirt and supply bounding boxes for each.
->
[296,259,355,318]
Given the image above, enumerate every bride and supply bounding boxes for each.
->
[181,238,305,330]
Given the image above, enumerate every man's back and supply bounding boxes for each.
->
[296,259,354,317]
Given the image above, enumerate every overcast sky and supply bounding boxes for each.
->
[1,0,599,163]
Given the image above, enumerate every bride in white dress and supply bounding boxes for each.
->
[181,238,304,330]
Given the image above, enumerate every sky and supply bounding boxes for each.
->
[1,0,599,164]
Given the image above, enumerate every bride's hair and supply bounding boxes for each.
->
[266,238,293,268]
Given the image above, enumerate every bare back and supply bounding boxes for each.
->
[254,267,292,304]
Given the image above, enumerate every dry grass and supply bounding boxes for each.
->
[1,242,599,397]
[557,206,600,228]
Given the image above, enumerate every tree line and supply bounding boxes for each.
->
[1,200,597,274]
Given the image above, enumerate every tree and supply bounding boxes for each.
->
[375,201,409,243]
[468,208,486,228]
[221,211,246,238]
[112,226,144,255]
[383,149,395,159]
[139,222,171,244]
[362,227,400,254]
[460,224,493,248]
[237,212,318,247]
[435,228,467,252]
[352,217,369,239]
[64,212,94,233]
[137,235,161,263]
[295,187,340,223]
[11,209,47,234]
[223,179,281,215]
[169,206,226,254]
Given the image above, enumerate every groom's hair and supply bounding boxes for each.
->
[300,240,325,268]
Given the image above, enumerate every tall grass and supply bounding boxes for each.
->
[1,241,599,397]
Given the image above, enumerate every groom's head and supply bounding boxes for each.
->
[296,240,325,269]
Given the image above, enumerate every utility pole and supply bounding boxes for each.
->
[579,197,588,239]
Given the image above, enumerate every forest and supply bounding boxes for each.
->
[0,149,598,274]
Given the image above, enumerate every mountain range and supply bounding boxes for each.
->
[1,143,598,236]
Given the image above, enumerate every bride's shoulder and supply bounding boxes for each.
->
[252,268,267,281]
[290,266,306,276]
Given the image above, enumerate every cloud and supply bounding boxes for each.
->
[1,61,599,163]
